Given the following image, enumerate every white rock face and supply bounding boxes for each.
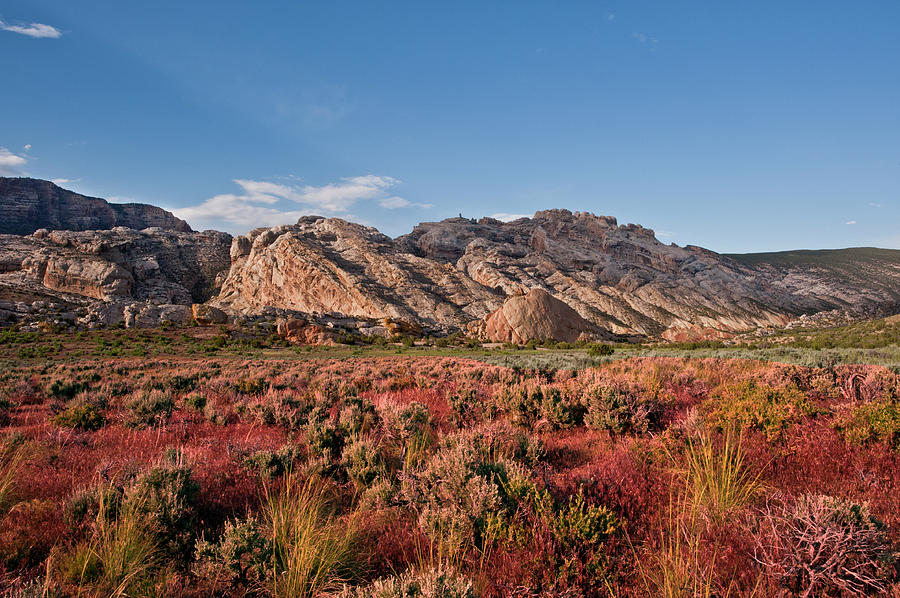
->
[212,210,900,338]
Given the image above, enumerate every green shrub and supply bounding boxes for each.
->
[52,400,106,431]
[498,384,581,430]
[836,399,900,449]
[194,517,271,589]
[306,418,345,461]
[128,458,200,560]
[342,438,385,491]
[587,343,615,357]
[339,397,380,438]
[245,445,303,478]
[183,393,206,410]
[702,381,815,440]
[0,397,14,427]
[552,491,620,552]
[125,389,175,428]
[401,429,532,552]
[48,380,90,400]
[585,382,659,436]
[340,567,477,598]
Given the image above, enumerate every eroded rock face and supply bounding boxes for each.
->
[213,217,502,331]
[0,227,232,326]
[215,210,873,338]
[475,288,604,343]
[0,177,192,235]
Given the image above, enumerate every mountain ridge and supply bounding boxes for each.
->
[0,177,191,235]
[1,179,898,338]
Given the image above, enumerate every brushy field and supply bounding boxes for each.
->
[1,334,899,596]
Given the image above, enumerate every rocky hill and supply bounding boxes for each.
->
[0,177,191,235]
[212,210,900,339]
[1,179,898,339]
[728,248,900,317]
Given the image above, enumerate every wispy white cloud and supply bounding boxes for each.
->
[632,32,658,44]
[845,220,857,225]
[868,202,883,208]
[175,175,411,232]
[23,144,31,151]
[491,213,531,222]
[379,196,433,209]
[0,147,27,175]
[0,19,62,38]
[51,178,79,186]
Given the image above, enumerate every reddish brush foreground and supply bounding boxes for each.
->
[0,355,898,596]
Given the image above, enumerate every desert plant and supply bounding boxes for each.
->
[753,494,897,596]
[124,389,175,428]
[194,516,271,590]
[402,428,534,556]
[65,490,159,596]
[127,455,200,559]
[339,567,477,597]
[0,447,22,514]
[264,475,358,598]
[587,343,615,357]
[637,506,742,598]
[702,381,815,440]
[585,381,659,436]
[51,399,106,431]
[683,429,764,522]
[342,437,386,491]
[0,397,13,427]
[836,398,900,449]
[245,445,303,478]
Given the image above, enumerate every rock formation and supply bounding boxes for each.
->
[474,288,606,343]
[2,180,899,340]
[0,177,191,235]
[0,227,231,327]
[215,210,900,339]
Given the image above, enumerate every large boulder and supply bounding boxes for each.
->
[476,288,601,343]
[276,318,337,345]
[192,303,228,325]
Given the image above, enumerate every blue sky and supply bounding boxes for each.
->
[1,1,898,252]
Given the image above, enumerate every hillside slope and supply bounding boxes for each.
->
[728,248,900,316]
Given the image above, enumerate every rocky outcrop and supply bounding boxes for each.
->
[728,248,900,318]
[473,288,605,343]
[0,227,232,327]
[0,177,191,235]
[2,193,899,338]
[215,211,852,338]
[192,304,228,325]
[213,217,502,332]
[276,318,338,345]
[124,303,193,328]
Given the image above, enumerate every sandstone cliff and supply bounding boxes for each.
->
[215,210,876,338]
[0,227,232,326]
[0,177,191,235]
